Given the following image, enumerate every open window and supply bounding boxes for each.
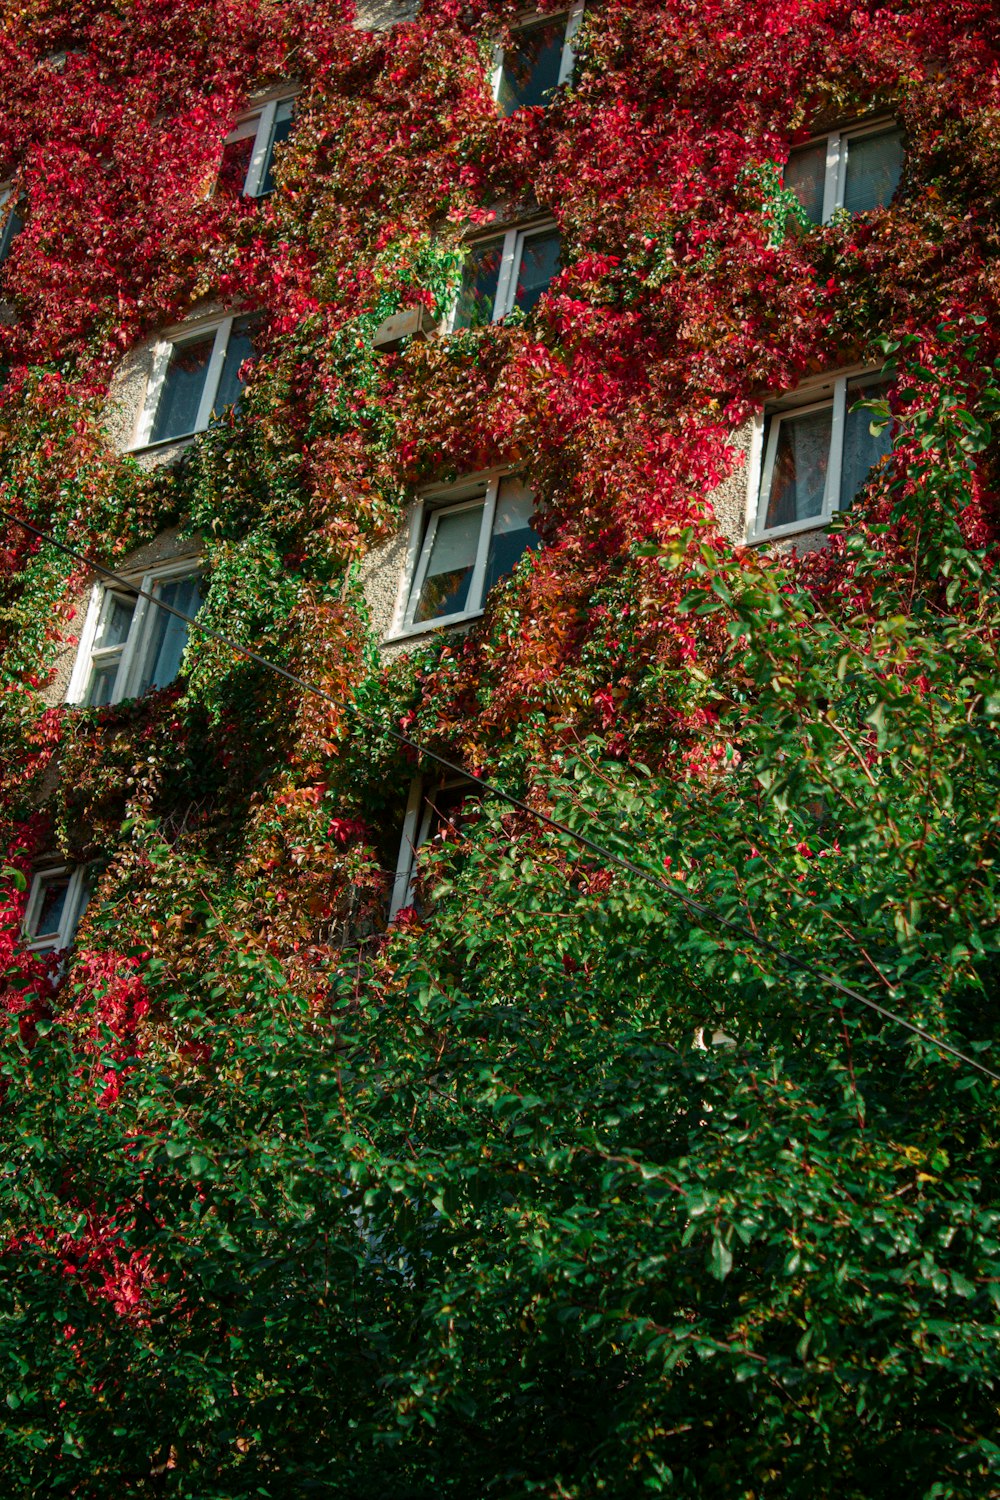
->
[747,369,893,542]
[389,776,482,920]
[66,559,203,707]
[493,4,583,114]
[391,473,541,639]
[450,219,561,330]
[783,118,904,224]
[219,93,295,198]
[132,314,257,449]
[23,865,94,956]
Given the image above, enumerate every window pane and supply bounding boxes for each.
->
[148,335,215,444]
[218,133,255,197]
[840,378,893,510]
[763,405,833,530]
[454,240,503,329]
[32,877,70,940]
[259,101,294,196]
[783,142,826,224]
[512,231,561,316]
[842,127,904,214]
[484,477,540,597]
[413,504,484,623]
[496,18,566,115]
[134,575,202,695]
[84,657,121,707]
[213,321,255,415]
[94,590,135,650]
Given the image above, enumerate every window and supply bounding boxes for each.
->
[0,184,23,269]
[393,474,541,637]
[219,94,295,197]
[493,5,583,114]
[389,776,481,920]
[783,119,904,224]
[451,220,561,330]
[132,315,256,449]
[747,370,893,542]
[67,560,203,707]
[23,865,93,956]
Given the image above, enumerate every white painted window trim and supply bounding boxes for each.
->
[131,313,247,451]
[387,470,515,641]
[22,864,92,955]
[389,774,473,920]
[225,88,297,198]
[746,364,886,544]
[490,3,584,106]
[447,217,559,331]
[789,115,900,224]
[66,556,202,706]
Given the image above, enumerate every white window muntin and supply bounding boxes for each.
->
[224,91,296,197]
[747,367,885,543]
[490,3,584,106]
[22,865,92,955]
[448,219,557,331]
[789,116,900,224]
[66,557,202,707]
[131,314,241,450]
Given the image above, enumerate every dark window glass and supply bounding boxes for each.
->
[149,334,215,444]
[33,877,70,940]
[0,195,24,268]
[134,575,202,696]
[783,142,826,224]
[454,240,503,329]
[840,377,893,509]
[842,127,904,215]
[496,18,566,115]
[513,231,561,315]
[213,319,256,415]
[484,478,540,595]
[259,101,294,196]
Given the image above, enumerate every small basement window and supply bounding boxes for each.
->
[783,118,904,224]
[23,865,94,956]
[132,314,257,449]
[67,561,203,707]
[219,94,296,197]
[451,220,561,329]
[747,370,893,542]
[493,5,583,114]
[392,474,541,638]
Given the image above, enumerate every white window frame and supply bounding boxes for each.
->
[447,217,559,330]
[66,556,202,707]
[787,115,901,224]
[746,365,888,544]
[389,775,475,920]
[22,865,93,956]
[130,313,251,451]
[387,470,536,641]
[223,88,297,198]
[491,3,584,106]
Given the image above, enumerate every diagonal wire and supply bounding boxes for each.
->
[3,504,998,1084]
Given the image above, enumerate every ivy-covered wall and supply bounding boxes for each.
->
[3,1,1000,1495]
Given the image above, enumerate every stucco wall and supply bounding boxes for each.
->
[356,0,420,29]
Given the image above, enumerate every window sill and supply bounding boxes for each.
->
[383,612,483,646]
